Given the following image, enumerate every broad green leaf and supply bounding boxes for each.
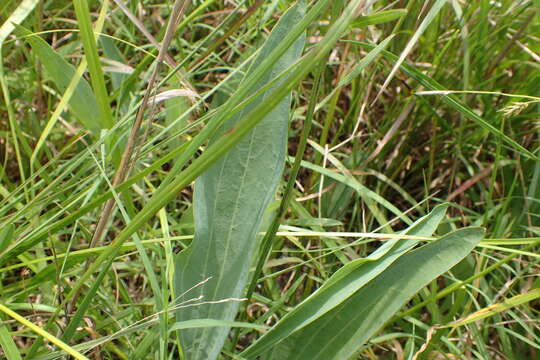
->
[242,204,448,358]
[53,0,359,345]
[174,3,306,360]
[17,26,103,134]
[250,227,484,359]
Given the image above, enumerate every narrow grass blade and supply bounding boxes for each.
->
[0,304,89,360]
[30,59,88,170]
[317,34,395,110]
[168,319,268,333]
[297,157,410,225]
[442,288,540,328]
[349,41,538,160]
[351,9,407,28]
[374,0,447,102]
[72,0,114,128]
[242,204,448,358]
[174,3,306,359]
[0,224,14,254]
[0,0,39,190]
[0,323,22,360]
[256,227,484,359]
[0,0,38,46]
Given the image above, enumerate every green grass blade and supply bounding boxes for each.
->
[0,0,38,47]
[173,3,306,359]
[297,157,410,225]
[0,0,39,192]
[242,204,448,358]
[73,0,114,129]
[0,224,14,254]
[442,288,540,329]
[258,227,484,360]
[375,0,447,101]
[349,41,538,160]
[0,322,22,360]
[168,319,268,333]
[0,304,89,360]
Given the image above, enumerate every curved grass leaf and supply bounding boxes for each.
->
[173,2,306,359]
[297,157,411,225]
[242,204,448,358]
[247,226,484,359]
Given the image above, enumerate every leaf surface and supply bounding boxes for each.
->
[173,3,306,359]
[260,227,483,360]
[243,204,448,358]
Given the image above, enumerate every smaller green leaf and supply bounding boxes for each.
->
[16,25,103,134]
[261,227,484,360]
[242,204,448,358]
[351,9,407,28]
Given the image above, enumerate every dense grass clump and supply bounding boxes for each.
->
[0,0,539,359]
